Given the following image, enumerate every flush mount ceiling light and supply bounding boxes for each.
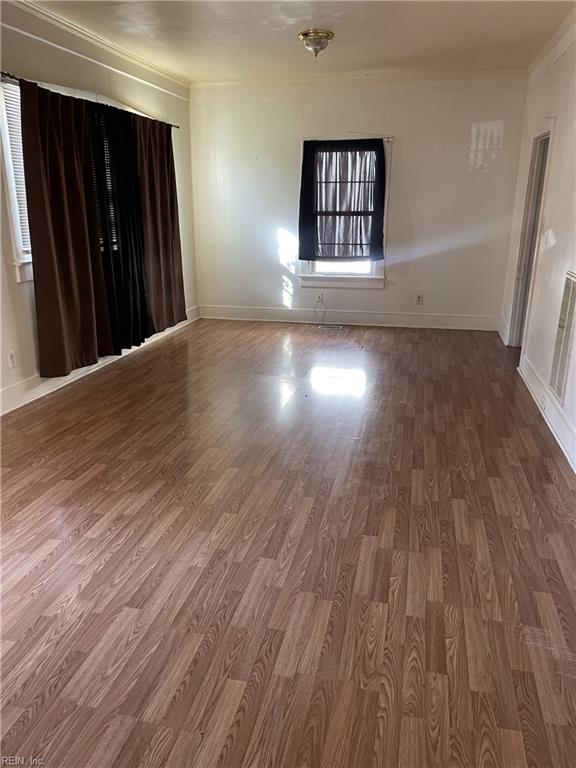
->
[298,29,334,58]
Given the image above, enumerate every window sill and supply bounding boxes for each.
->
[300,274,385,290]
[14,261,33,283]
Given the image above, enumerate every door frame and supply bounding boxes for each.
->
[509,123,554,348]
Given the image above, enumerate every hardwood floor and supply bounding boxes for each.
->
[1,319,575,767]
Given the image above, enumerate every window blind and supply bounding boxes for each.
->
[1,82,32,261]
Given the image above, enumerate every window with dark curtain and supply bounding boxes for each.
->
[298,138,385,262]
[18,79,186,378]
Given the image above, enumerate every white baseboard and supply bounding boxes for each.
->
[198,304,501,331]
[518,354,576,472]
[1,306,200,415]
[498,318,510,346]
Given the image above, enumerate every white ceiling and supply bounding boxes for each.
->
[34,1,575,83]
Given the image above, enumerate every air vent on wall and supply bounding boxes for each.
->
[550,271,576,402]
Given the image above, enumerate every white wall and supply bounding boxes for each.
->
[190,74,527,329]
[0,3,198,412]
[501,15,576,469]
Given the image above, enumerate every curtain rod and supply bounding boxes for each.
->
[1,71,180,129]
[304,133,395,142]
[1,70,19,84]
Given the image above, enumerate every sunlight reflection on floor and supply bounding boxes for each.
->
[310,366,367,397]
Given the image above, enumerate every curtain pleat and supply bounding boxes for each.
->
[20,80,114,377]
[132,116,186,332]
[86,104,155,353]
[298,142,318,262]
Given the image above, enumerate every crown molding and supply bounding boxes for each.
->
[2,22,188,101]
[7,0,189,88]
[529,8,576,84]
[189,66,528,91]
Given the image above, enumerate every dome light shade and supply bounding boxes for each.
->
[298,29,334,57]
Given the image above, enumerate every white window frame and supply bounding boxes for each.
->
[299,136,393,289]
[1,81,33,282]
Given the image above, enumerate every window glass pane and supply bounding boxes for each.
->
[314,147,377,260]
[316,214,372,259]
[314,260,372,275]
[315,149,376,213]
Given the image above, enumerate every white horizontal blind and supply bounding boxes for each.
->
[1,82,32,261]
[550,273,576,402]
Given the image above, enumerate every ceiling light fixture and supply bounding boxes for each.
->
[298,29,334,58]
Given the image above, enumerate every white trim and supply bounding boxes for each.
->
[300,275,385,290]
[8,0,189,89]
[508,128,553,348]
[1,22,188,102]
[189,69,528,91]
[14,260,32,283]
[198,304,500,331]
[498,317,509,347]
[1,307,200,414]
[518,354,576,472]
[529,10,576,85]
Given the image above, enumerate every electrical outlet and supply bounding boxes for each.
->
[7,350,17,369]
[415,294,424,305]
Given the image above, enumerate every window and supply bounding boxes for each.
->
[1,82,32,268]
[1,80,148,283]
[86,109,120,254]
[298,138,386,276]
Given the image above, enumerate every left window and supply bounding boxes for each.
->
[1,82,32,279]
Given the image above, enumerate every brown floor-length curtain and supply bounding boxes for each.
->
[132,115,186,331]
[20,81,114,377]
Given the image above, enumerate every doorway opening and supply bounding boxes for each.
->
[509,132,550,348]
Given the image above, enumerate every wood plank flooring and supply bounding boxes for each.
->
[1,320,575,767]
